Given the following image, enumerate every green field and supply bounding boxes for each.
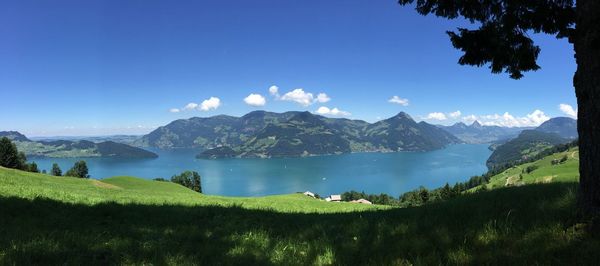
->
[0,167,382,213]
[1,149,600,265]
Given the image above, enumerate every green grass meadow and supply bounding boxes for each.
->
[1,148,600,265]
[0,167,382,213]
[484,147,580,189]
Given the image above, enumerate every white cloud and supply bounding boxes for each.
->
[269,85,280,98]
[462,115,478,123]
[280,88,331,106]
[244,93,266,107]
[449,110,461,118]
[200,97,221,111]
[388,96,409,106]
[177,98,222,112]
[526,110,550,125]
[184,102,199,110]
[315,106,351,116]
[316,93,331,103]
[270,87,331,106]
[559,104,577,118]
[281,88,313,106]
[426,112,447,120]
[477,110,550,127]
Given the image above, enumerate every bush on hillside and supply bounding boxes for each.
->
[65,161,89,178]
[524,165,539,174]
[26,162,39,173]
[560,155,568,163]
[51,163,62,176]
[171,171,202,193]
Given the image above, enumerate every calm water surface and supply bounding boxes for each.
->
[32,144,491,197]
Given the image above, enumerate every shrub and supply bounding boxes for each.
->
[171,171,202,193]
[559,155,568,163]
[524,165,539,174]
[26,162,39,173]
[65,161,89,178]
[51,163,62,176]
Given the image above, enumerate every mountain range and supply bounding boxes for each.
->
[0,131,157,158]
[2,113,577,162]
[535,117,578,139]
[29,135,140,145]
[136,111,460,158]
[0,131,30,142]
[437,121,530,144]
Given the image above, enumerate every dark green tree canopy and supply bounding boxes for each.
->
[65,161,89,178]
[51,163,62,176]
[27,162,39,173]
[0,137,26,170]
[398,0,575,79]
[171,171,202,193]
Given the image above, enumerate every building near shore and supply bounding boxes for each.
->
[351,199,372,205]
[303,191,315,198]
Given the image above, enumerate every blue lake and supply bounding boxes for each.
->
[31,144,492,197]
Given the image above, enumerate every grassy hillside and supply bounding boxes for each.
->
[1,163,599,264]
[483,147,579,189]
[486,130,569,169]
[0,167,381,213]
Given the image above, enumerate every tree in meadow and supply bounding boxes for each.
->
[171,171,202,193]
[0,137,25,169]
[440,183,453,200]
[65,160,89,178]
[419,187,430,204]
[51,163,62,176]
[27,162,39,173]
[191,171,202,193]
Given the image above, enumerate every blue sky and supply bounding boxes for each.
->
[1,0,577,136]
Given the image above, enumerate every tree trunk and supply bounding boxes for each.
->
[574,0,600,216]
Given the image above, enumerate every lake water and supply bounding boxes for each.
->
[31,144,491,197]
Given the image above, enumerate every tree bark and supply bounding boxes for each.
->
[574,0,600,216]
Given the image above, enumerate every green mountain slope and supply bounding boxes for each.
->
[486,130,569,169]
[1,131,157,158]
[134,115,244,149]
[482,147,579,189]
[231,112,352,158]
[0,131,30,142]
[7,138,157,158]
[135,111,300,149]
[141,111,459,159]
[536,117,578,139]
[362,113,459,152]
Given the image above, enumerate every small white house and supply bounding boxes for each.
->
[351,198,372,205]
[303,191,315,198]
[330,195,342,202]
[325,197,331,202]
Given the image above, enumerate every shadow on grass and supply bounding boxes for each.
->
[1,183,599,265]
